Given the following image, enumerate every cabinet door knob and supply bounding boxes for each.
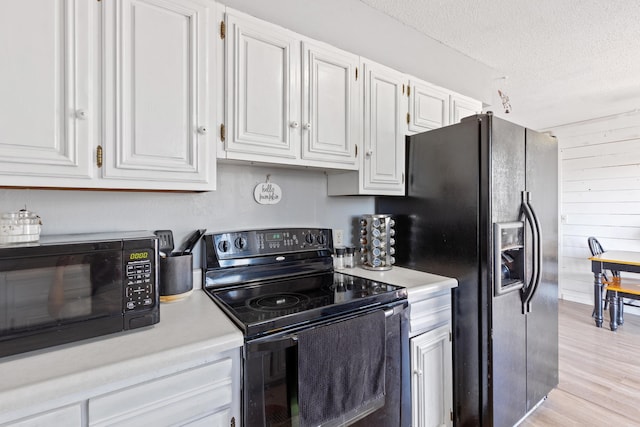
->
[303,123,312,130]
[290,121,299,129]
[75,109,88,120]
[198,126,208,135]
[414,369,423,376]
[366,150,373,157]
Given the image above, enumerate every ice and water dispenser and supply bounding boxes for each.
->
[494,222,526,295]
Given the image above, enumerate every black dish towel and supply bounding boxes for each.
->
[297,310,386,427]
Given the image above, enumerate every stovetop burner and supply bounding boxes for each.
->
[247,293,311,311]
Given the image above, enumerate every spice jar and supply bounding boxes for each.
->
[344,246,355,268]
[334,247,346,270]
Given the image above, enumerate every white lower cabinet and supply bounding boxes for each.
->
[88,356,238,427]
[1,350,240,427]
[3,405,83,427]
[411,324,453,427]
[409,289,454,427]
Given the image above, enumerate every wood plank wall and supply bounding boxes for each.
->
[551,110,640,310]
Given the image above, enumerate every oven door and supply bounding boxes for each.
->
[0,248,125,357]
[243,302,409,427]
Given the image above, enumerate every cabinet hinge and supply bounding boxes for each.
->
[401,173,405,184]
[402,84,405,94]
[406,112,410,124]
[230,416,236,427]
[220,123,226,142]
[220,20,226,39]
[407,85,411,96]
[450,410,454,421]
[355,67,358,81]
[355,144,358,157]
[96,145,103,168]
[449,331,452,342]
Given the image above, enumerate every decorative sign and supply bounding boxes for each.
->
[254,176,282,205]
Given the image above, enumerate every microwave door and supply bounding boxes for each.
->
[0,252,123,341]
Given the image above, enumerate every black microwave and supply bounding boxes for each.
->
[0,231,160,358]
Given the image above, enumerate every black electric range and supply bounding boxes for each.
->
[201,227,410,427]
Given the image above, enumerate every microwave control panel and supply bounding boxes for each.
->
[124,258,155,311]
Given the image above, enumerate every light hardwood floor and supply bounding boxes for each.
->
[520,300,640,426]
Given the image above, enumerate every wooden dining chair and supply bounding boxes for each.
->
[588,236,640,326]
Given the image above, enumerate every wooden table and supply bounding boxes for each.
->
[590,250,640,331]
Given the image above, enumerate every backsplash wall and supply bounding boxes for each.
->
[0,163,373,266]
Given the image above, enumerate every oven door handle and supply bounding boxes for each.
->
[247,334,299,356]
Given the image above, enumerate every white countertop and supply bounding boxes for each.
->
[342,266,458,301]
[0,290,243,423]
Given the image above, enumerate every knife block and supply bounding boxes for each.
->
[159,254,193,302]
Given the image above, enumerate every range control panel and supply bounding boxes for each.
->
[124,257,155,311]
[210,228,333,259]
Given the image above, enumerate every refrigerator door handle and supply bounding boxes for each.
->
[520,192,542,313]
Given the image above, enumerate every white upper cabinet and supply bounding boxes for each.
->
[327,58,406,195]
[362,60,405,194]
[450,92,483,124]
[300,40,359,168]
[102,0,215,190]
[221,9,359,170]
[407,79,450,134]
[223,9,300,162]
[0,0,92,184]
[0,0,216,191]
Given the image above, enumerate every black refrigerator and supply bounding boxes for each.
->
[376,113,558,427]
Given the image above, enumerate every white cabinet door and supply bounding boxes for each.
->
[450,93,482,124]
[411,324,453,427]
[102,0,214,190]
[408,80,450,134]
[0,0,92,183]
[362,60,406,195]
[224,10,300,162]
[89,356,236,427]
[4,404,82,427]
[300,40,359,169]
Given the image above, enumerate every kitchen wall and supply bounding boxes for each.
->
[0,163,373,268]
[552,110,640,311]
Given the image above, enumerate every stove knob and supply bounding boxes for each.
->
[218,240,230,252]
[305,233,315,244]
[317,234,326,245]
[234,236,247,250]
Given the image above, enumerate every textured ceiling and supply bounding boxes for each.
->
[359,0,640,130]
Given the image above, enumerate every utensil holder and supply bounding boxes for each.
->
[359,214,396,270]
[159,254,193,302]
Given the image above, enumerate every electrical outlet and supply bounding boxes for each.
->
[333,229,344,247]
